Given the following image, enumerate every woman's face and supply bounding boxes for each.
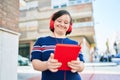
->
[54,14,71,35]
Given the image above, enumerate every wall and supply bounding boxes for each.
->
[0,28,20,80]
[0,0,19,80]
[0,0,19,32]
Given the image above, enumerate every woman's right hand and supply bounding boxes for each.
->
[47,53,62,72]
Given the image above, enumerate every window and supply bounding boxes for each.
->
[19,43,30,59]
[52,0,68,9]
[84,0,90,3]
[77,0,82,3]
[69,0,76,5]
[61,4,67,8]
[53,5,59,9]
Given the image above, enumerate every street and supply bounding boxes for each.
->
[18,62,120,80]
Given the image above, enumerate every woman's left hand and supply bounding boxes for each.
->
[68,57,84,73]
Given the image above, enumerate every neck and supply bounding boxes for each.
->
[52,32,66,38]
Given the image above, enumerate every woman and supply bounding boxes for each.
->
[31,10,85,80]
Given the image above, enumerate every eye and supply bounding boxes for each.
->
[57,20,62,23]
[64,21,70,24]
[64,22,68,24]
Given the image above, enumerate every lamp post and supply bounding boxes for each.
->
[114,42,118,54]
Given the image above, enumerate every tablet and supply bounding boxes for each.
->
[54,44,81,70]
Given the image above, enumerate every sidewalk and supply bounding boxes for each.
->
[83,62,120,74]
[18,62,120,80]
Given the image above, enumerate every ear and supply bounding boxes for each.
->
[50,20,54,29]
[67,24,72,33]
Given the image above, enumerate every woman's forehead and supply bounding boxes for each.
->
[57,15,70,20]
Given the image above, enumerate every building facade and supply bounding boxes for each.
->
[19,0,96,62]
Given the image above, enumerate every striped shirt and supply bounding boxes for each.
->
[31,36,84,80]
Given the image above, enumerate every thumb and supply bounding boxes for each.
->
[50,53,54,59]
[77,57,80,60]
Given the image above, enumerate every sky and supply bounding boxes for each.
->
[93,0,120,52]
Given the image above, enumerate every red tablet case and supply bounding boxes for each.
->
[54,44,81,70]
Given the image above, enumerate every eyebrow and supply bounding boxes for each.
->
[57,18,70,22]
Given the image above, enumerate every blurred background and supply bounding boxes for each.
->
[0,0,120,80]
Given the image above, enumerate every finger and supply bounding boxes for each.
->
[50,53,54,59]
[71,58,80,64]
[50,62,62,68]
[70,57,79,62]
[68,62,79,69]
[74,57,80,61]
[70,61,80,64]
[68,64,77,69]
[77,57,80,60]
[71,69,77,73]
[50,68,59,72]
[50,59,58,63]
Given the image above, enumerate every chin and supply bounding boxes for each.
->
[58,31,65,35]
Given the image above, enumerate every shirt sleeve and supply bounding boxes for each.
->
[30,38,42,61]
[78,53,85,62]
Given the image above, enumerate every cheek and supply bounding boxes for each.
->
[66,25,70,30]
[54,21,59,27]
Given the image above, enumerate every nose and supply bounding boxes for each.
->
[60,21,65,26]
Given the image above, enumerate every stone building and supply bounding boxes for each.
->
[19,0,96,62]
